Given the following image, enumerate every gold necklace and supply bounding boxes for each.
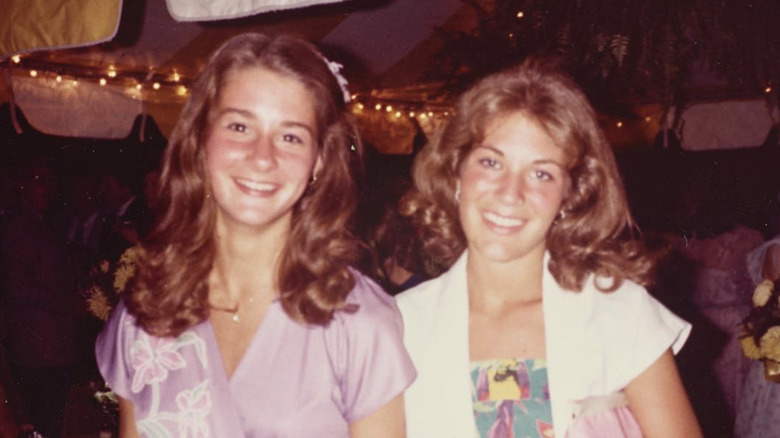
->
[209,302,241,323]
[209,266,243,323]
[209,293,257,323]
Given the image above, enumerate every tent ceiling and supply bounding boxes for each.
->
[0,0,475,143]
[6,0,469,90]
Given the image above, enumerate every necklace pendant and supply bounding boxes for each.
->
[232,313,240,323]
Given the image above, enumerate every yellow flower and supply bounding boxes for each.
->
[113,264,136,293]
[741,335,763,359]
[753,279,774,307]
[113,246,139,293]
[118,246,140,265]
[760,326,780,362]
[87,288,112,321]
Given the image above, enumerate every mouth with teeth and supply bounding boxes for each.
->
[234,177,277,194]
[484,211,525,229]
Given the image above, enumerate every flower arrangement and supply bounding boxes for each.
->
[80,246,140,321]
[740,278,780,382]
[79,246,141,433]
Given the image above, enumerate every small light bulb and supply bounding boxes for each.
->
[517,11,524,18]
[395,111,401,118]
[357,103,364,110]
[30,70,38,77]
[386,105,393,112]
[173,72,181,82]
[136,84,143,90]
[108,69,117,78]
[55,76,62,83]
[428,112,433,117]
[644,116,651,122]
[153,82,161,90]
[409,112,416,118]
[100,78,107,86]
[616,121,623,128]
[177,85,187,96]
[766,86,773,93]
[375,104,382,111]
[11,55,21,63]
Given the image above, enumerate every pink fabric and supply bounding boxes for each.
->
[566,406,642,438]
[95,272,416,437]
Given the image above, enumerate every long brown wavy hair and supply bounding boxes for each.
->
[126,33,364,336]
[401,60,653,291]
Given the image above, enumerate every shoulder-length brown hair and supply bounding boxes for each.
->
[127,33,364,336]
[402,60,653,291]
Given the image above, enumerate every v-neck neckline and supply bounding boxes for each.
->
[205,300,279,385]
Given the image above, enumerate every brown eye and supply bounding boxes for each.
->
[478,157,499,169]
[282,133,303,144]
[228,123,247,133]
[534,170,553,181]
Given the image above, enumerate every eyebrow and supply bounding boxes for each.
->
[215,107,315,137]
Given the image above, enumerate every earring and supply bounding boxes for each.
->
[556,209,567,221]
[454,186,461,204]
[309,174,318,186]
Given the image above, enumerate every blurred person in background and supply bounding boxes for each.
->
[0,156,79,438]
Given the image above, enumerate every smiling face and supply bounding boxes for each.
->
[457,111,570,265]
[205,66,322,235]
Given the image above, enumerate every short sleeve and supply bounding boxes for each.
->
[327,273,417,423]
[602,282,692,390]
[747,236,780,285]
[94,300,138,401]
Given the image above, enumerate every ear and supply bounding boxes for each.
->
[312,154,324,180]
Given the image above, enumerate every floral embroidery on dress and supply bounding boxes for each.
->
[126,323,212,437]
[130,335,187,393]
[176,381,212,437]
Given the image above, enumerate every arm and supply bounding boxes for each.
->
[118,396,140,438]
[336,276,415,437]
[624,350,702,438]
[349,394,405,438]
[762,243,780,281]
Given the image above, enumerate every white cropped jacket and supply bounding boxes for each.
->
[396,251,690,437]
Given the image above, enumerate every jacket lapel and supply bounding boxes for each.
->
[431,253,479,437]
[543,255,598,436]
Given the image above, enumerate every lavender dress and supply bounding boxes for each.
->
[95,273,416,437]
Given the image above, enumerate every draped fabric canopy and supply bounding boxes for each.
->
[0,0,464,147]
[0,0,122,58]
[0,0,776,151]
[166,0,349,21]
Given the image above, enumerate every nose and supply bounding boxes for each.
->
[497,171,525,203]
[249,135,276,169]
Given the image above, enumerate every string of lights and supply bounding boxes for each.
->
[9,50,763,135]
[1,54,462,122]
[2,55,191,100]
